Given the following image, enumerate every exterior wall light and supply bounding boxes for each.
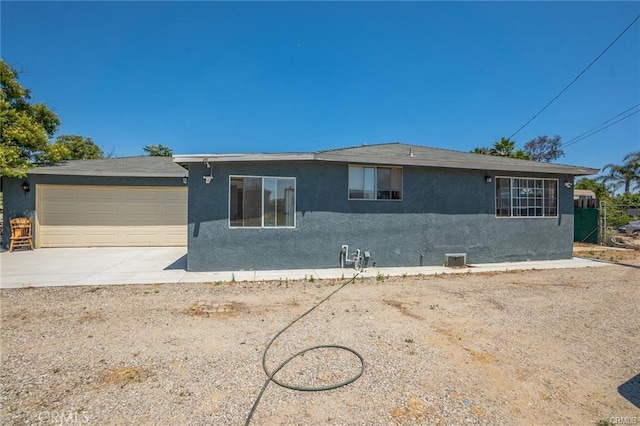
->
[484,175,492,183]
[564,181,573,188]
[182,176,188,185]
[21,181,30,194]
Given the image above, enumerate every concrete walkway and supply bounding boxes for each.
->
[0,247,610,289]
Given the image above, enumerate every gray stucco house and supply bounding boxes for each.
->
[1,157,188,249]
[174,143,598,271]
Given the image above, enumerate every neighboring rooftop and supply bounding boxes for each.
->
[174,142,600,176]
[574,189,597,199]
[24,156,187,178]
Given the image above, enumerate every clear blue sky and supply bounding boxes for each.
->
[2,1,639,171]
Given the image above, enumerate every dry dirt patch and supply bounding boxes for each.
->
[1,262,639,425]
[574,242,639,262]
[186,300,246,317]
[101,366,153,388]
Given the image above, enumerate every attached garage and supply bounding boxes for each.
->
[2,156,189,250]
[36,185,187,247]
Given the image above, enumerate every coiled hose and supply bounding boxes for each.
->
[245,274,365,425]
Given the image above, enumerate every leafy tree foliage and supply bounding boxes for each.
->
[37,135,104,164]
[598,151,640,194]
[471,137,531,160]
[471,147,491,155]
[1,60,104,176]
[1,60,60,176]
[143,144,173,157]
[605,192,640,229]
[574,178,609,200]
[576,152,640,230]
[524,135,564,162]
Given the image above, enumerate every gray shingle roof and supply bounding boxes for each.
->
[174,142,599,176]
[27,156,187,178]
[315,143,599,175]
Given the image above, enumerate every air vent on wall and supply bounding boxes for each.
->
[445,253,467,268]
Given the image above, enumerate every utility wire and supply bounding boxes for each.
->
[560,103,640,148]
[562,109,640,149]
[508,14,640,140]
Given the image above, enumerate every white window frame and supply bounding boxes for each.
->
[495,176,558,218]
[228,175,296,228]
[348,165,403,201]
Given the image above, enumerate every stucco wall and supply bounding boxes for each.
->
[1,174,185,249]
[186,161,575,271]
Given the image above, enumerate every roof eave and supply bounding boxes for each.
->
[26,169,186,178]
[314,153,600,176]
[173,153,315,164]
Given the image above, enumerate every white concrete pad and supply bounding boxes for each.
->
[1,247,187,288]
[0,247,611,289]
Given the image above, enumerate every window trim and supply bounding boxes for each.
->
[347,164,404,201]
[494,176,559,218]
[228,175,297,229]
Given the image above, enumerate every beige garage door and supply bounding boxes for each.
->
[36,185,187,248]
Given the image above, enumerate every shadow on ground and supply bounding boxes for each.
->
[618,373,640,409]
[615,262,640,270]
[164,254,187,271]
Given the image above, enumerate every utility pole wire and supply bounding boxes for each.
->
[508,14,640,140]
[560,104,640,148]
[562,109,640,149]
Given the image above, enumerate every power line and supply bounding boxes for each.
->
[561,103,640,148]
[508,14,640,140]
[562,109,640,149]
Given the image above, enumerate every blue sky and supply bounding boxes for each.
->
[2,1,639,171]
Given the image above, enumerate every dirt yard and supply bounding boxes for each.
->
[1,254,639,425]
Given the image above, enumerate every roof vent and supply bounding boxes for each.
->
[445,253,467,268]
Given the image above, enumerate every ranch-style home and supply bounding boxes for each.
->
[1,143,598,271]
[174,143,598,271]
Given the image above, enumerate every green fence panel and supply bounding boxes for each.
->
[574,208,599,244]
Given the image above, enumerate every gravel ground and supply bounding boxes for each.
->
[1,256,639,425]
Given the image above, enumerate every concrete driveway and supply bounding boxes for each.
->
[0,247,188,288]
[0,247,610,289]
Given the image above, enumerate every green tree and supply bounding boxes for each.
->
[471,137,531,160]
[524,135,564,162]
[471,147,491,155]
[598,151,640,194]
[143,144,173,157]
[36,135,104,164]
[575,178,610,200]
[1,60,61,176]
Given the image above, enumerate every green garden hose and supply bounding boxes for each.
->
[245,274,365,425]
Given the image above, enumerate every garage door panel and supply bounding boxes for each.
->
[125,229,160,245]
[165,205,186,216]
[37,185,187,247]
[39,227,80,247]
[43,187,78,198]
[85,231,120,245]
[85,190,119,201]
[165,191,186,202]
[126,190,161,201]
[124,204,159,215]
[86,204,119,215]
